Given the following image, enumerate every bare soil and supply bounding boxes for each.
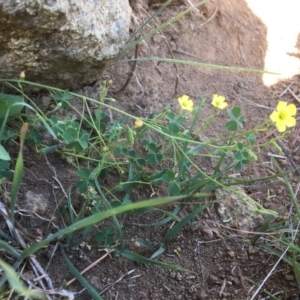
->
[2,0,300,299]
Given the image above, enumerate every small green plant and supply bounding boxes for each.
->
[0,1,295,299]
[96,226,115,246]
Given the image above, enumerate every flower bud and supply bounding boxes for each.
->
[134,120,143,128]
[20,71,25,79]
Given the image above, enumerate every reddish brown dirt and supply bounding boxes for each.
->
[2,0,300,299]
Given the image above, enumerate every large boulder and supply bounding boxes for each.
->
[0,0,131,89]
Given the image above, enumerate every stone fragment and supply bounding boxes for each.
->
[215,186,264,232]
[24,191,49,215]
[0,0,131,89]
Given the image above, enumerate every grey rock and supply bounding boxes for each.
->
[215,186,264,232]
[0,0,131,89]
[24,191,48,215]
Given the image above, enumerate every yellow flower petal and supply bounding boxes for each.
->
[277,101,288,111]
[211,94,228,110]
[269,111,279,122]
[178,95,194,111]
[276,120,286,132]
[218,101,228,109]
[285,116,296,127]
[270,101,297,132]
[286,103,296,116]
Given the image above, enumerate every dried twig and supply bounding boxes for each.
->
[114,42,140,94]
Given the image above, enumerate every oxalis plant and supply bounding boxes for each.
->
[0,75,297,298]
[0,1,298,299]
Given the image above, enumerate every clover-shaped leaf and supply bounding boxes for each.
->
[161,170,175,183]
[145,153,163,165]
[225,120,237,132]
[168,180,181,196]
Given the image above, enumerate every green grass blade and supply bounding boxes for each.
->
[257,243,295,266]
[118,57,277,74]
[135,239,156,251]
[0,259,23,289]
[67,189,75,224]
[0,259,45,299]
[10,123,27,226]
[0,240,21,258]
[0,102,24,148]
[123,0,173,51]
[130,206,182,227]
[161,203,210,243]
[94,179,125,250]
[292,251,300,288]
[61,246,103,300]
[119,0,208,55]
[120,250,190,272]
[67,225,93,249]
[0,228,14,242]
[272,158,300,219]
[21,195,187,259]
[150,244,165,259]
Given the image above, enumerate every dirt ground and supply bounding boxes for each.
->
[3,0,300,299]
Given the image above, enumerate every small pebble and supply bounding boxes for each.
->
[285,274,294,281]
[176,273,183,281]
[209,274,219,284]
[232,277,240,285]
[248,245,256,254]
[227,250,235,258]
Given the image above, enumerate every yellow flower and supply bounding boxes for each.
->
[178,95,194,111]
[134,119,143,128]
[269,101,296,132]
[211,94,228,110]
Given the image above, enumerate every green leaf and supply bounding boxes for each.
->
[235,150,248,161]
[161,170,175,183]
[0,94,24,118]
[21,195,188,259]
[63,128,77,143]
[120,250,189,272]
[115,146,128,155]
[38,144,60,154]
[96,232,105,243]
[168,181,181,195]
[136,158,146,167]
[246,133,256,145]
[225,120,237,131]
[145,153,163,165]
[166,111,175,121]
[105,227,115,235]
[168,123,180,134]
[228,106,241,119]
[53,91,73,108]
[234,161,247,171]
[148,143,158,153]
[61,247,103,300]
[0,259,45,299]
[135,239,156,250]
[77,168,90,179]
[0,240,21,258]
[150,244,166,259]
[0,145,10,161]
[236,142,243,151]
